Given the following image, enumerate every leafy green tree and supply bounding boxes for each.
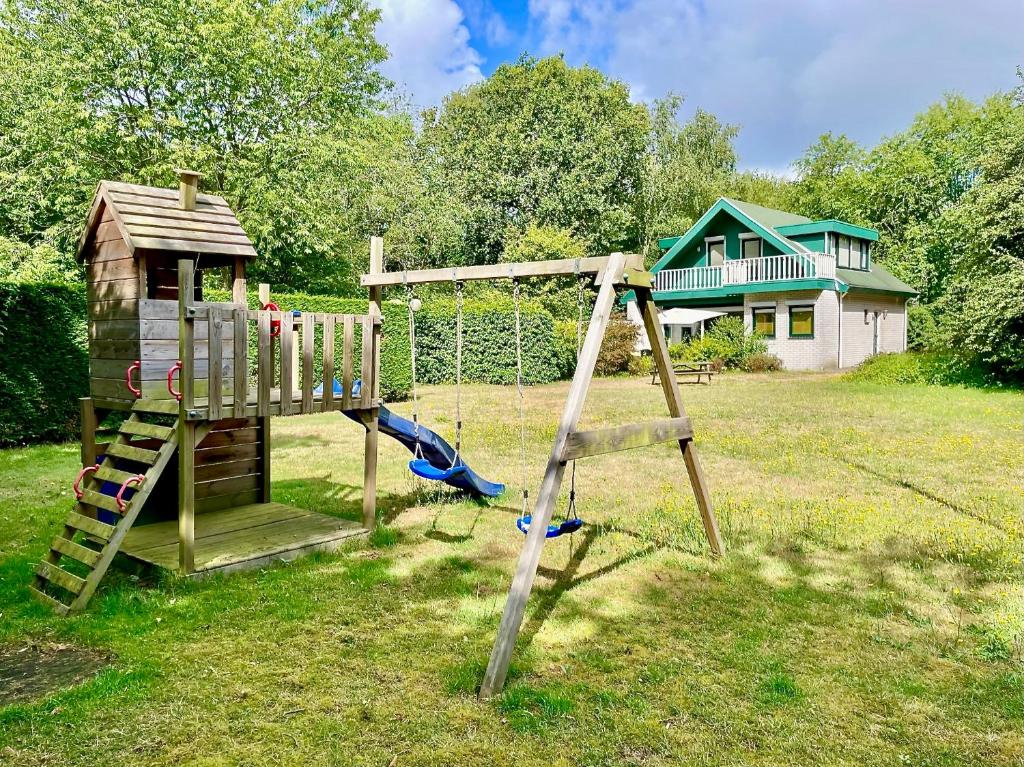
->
[790,133,868,224]
[859,94,1016,301]
[0,0,388,293]
[726,171,794,213]
[418,55,650,264]
[941,83,1024,381]
[637,95,738,260]
[0,237,80,283]
[501,223,588,319]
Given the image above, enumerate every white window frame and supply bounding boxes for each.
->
[704,236,726,266]
[739,233,762,260]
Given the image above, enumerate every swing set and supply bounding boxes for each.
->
[403,270,587,538]
[361,249,724,699]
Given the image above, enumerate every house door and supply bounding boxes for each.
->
[872,312,880,355]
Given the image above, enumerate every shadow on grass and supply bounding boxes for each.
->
[271,476,425,526]
[845,459,1008,533]
[425,506,485,544]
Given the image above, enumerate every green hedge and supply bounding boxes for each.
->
[0,284,564,446]
[205,289,412,403]
[410,298,561,385]
[0,282,88,445]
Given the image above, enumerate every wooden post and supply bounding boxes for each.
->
[479,252,627,699]
[80,398,97,469]
[177,258,196,574]
[231,258,247,304]
[362,237,383,530]
[636,288,723,556]
[255,307,272,502]
[260,415,271,503]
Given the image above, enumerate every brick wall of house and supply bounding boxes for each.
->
[744,290,840,370]
[840,292,908,367]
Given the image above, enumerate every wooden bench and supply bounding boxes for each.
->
[651,360,714,385]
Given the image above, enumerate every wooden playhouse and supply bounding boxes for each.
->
[32,171,383,614]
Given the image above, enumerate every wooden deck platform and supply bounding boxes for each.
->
[119,502,366,576]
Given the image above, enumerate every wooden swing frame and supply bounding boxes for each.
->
[361,250,724,699]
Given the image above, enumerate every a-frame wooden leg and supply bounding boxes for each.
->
[479,252,628,699]
[636,288,723,556]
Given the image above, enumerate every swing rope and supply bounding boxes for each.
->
[513,278,529,522]
[451,277,464,467]
[405,275,424,461]
[566,270,587,523]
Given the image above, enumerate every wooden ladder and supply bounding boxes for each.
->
[31,401,180,614]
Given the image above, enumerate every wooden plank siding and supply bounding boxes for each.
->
[193,416,263,513]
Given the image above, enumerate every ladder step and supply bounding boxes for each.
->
[132,399,179,415]
[66,511,115,540]
[51,536,101,567]
[104,442,160,465]
[94,465,139,485]
[36,561,86,595]
[119,420,174,441]
[29,585,70,615]
[78,489,124,515]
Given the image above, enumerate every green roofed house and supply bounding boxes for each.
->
[626,197,918,370]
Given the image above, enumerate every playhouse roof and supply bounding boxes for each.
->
[76,180,257,261]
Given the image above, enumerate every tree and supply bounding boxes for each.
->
[0,0,388,292]
[790,133,867,224]
[0,236,80,284]
[941,83,1024,381]
[418,55,650,265]
[726,171,794,213]
[859,94,1015,301]
[636,95,738,260]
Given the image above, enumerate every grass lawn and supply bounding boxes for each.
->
[1,373,1023,766]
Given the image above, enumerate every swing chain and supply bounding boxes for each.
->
[452,279,464,467]
[513,278,529,519]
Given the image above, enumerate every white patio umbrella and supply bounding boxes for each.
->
[627,303,725,351]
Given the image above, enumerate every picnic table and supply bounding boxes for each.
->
[650,360,715,385]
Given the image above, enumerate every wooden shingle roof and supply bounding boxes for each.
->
[76,180,257,260]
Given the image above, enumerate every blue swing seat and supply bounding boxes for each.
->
[409,458,468,482]
[516,514,584,538]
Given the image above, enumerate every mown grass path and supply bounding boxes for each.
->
[1,374,1022,765]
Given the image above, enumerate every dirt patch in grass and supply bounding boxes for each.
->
[0,642,113,706]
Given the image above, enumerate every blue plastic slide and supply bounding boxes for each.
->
[327,379,504,498]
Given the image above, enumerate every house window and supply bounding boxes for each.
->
[753,307,776,338]
[741,236,762,259]
[706,237,725,266]
[837,236,852,268]
[789,305,814,338]
[859,240,870,269]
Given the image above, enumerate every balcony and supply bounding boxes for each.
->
[654,252,837,293]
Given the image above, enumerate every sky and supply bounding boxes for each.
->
[371,0,1024,174]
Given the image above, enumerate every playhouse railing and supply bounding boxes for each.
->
[175,296,378,420]
[654,252,837,293]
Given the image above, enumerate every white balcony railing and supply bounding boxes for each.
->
[655,252,836,293]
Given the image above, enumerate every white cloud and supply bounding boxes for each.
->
[527,0,1024,170]
[373,0,484,108]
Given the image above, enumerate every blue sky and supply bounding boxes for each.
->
[372,0,1024,173]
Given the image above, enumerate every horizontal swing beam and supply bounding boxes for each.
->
[360,254,645,288]
[559,417,693,462]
